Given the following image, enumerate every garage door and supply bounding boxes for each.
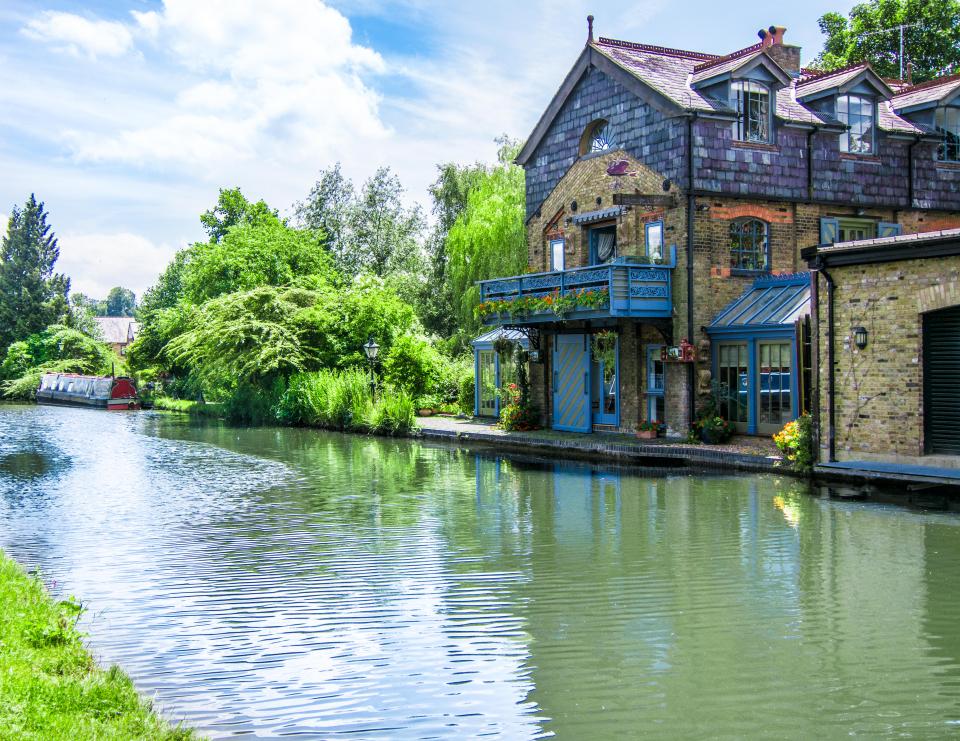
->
[924,305,960,454]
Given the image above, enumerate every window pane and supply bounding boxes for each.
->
[550,239,565,271]
[646,222,663,260]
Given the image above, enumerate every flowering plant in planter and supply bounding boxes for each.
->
[498,383,540,431]
[637,419,659,439]
[697,415,734,444]
[475,289,609,320]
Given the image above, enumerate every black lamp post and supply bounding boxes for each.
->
[363,337,380,398]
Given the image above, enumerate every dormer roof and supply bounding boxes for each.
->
[893,73,960,112]
[794,63,895,102]
[691,46,792,88]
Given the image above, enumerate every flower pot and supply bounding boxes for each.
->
[636,429,657,440]
[418,408,434,417]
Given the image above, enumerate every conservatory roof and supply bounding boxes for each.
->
[708,273,810,330]
[472,327,531,349]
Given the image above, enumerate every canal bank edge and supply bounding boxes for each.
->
[0,550,197,740]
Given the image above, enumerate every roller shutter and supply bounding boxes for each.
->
[924,305,960,454]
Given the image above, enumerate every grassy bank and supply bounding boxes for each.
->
[0,551,195,740]
[151,396,223,418]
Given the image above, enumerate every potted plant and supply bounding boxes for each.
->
[699,415,734,444]
[637,419,659,439]
[417,393,441,417]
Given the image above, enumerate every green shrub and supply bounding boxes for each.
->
[371,387,417,435]
[382,334,443,399]
[458,371,475,415]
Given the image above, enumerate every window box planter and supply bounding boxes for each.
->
[637,429,658,440]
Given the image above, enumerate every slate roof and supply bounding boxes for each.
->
[590,37,930,135]
[708,273,811,329]
[893,74,960,109]
[94,317,138,345]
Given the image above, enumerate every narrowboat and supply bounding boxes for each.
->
[36,373,141,411]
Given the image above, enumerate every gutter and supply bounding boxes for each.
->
[806,126,819,201]
[907,135,921,208]
[818,261,837,463]
[686,112,698,420]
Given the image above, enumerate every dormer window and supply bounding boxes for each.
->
[935,107,960,162]
[731,81,771,143]
[838,95,875,154]
[580,119,613,156]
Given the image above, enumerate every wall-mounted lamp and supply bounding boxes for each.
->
[570,200,578,212]
[853,326,868,350]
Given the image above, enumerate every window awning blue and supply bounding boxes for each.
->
[570,206,625,225]
[707,273,811,331]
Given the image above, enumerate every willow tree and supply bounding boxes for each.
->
[446,147,526,334]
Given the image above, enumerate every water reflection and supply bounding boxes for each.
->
[1,405,960,738]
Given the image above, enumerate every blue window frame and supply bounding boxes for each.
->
[589,225,617,265]
[645,221,664,261]
[550,237,565,271]
[646,345,665,423]
[730,218,769,273]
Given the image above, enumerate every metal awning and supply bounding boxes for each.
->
[570,206,625,225]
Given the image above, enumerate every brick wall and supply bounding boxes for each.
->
[815,256,960,461]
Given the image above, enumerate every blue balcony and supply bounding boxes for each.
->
[478,246,676,325]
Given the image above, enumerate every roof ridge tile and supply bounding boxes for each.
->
[895,71,960,96]
[796,61,871,87]
[692,43,764,73]
[594,36,718,61]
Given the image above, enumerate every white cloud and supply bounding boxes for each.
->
[56,232,178,299]
[21,10,134,59]
[37,0,388,180]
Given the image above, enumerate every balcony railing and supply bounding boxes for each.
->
[477,246,676,325]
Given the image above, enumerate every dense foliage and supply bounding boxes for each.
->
[774,414,815,473]
[447,140,527,335]
[0,195,70,349]
[813,0,960,82]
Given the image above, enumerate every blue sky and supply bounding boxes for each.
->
[0,0,856,298]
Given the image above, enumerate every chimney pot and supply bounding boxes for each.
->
[587,15,594,42]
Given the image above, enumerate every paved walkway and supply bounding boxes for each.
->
[818,460,960,487]
[415,415,784,474]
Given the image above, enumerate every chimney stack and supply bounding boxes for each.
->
[760,25,801,76]
[587,15,594,43]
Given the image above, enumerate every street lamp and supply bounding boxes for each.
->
[363,337,380,398]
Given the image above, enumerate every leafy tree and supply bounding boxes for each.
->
[105,286,136,316]
[0,195,70,349]
[447,142,526,333]
[295,163,355,262]
[183,219,332,305]
[813,0,960,82]
[296,165,425,280]
[381,333,444,400]
[200,187,281,243]
[71,293,107,316]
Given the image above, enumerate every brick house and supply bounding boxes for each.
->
[474,19,960,440]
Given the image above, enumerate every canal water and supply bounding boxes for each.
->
[2,404,960,738]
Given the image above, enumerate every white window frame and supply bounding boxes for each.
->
[731,81,772,143]
[838,94,876,155]
[936,107,960,163]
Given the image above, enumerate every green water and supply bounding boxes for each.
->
[1,404,959,738]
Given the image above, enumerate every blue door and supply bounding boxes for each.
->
[553,334,590,432]
[591,337,619,426]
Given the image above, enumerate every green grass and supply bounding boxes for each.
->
[151,397,222,418]
[0,552,197,740]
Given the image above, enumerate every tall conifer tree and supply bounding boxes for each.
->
[0,194,70,349]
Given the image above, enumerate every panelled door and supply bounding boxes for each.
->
[924,305,960,454]
[553,333,591,432]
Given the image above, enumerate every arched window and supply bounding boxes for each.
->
[729,218,769,272]
[579,119,613,156]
